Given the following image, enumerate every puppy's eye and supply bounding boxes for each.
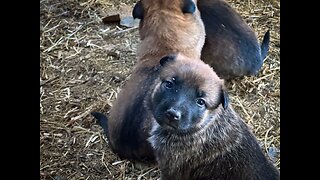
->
[163,81,173,89]
[196,98,206,107]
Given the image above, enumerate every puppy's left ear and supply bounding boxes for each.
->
[182,0,196,14]
[160,54,176,66]
[220,88,229,110]
[132,1,143,19]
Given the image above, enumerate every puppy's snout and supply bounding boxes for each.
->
[165,108,181,126]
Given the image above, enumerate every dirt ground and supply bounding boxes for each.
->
[40,0,280,179]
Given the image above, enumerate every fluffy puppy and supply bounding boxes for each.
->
[147,54,280,179]
[132,0,206,60]
[92,54,206,162]
[91,0,207,163]
[197,0,270,80]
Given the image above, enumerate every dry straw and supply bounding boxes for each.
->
[40,0,280,179]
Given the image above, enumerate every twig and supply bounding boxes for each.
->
[64,107,79,118]
[235,97,251,119]
[66,107,93,126]
[264,126,273,153]
[65,47,83,59]
[137,167,157,180]
[101,152,112,176]
[43,21,61,33]
[252,72,275,83]
[74,106,94,121]
[44,24,85,52]
[85,134,99,147]
[112,160,124,166]
[109,26,138,37]
[41,18,53,32]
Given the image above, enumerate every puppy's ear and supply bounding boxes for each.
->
[132,1,143,19]
[182,0,196,14]
[220,88,229,110]
[160,55,176,66]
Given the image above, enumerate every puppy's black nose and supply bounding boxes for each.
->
[166,108,181,121]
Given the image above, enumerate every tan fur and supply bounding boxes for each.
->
[107,0,207,157]
[136,0,206,60]
[103,0,219,163]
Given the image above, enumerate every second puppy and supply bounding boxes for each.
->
[92,54,209,162]
[198,0,270,80]
[133,0,206,60]
[92,0,207,163]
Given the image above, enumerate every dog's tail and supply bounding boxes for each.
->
[260,30,270,60]
[91,112,108,135]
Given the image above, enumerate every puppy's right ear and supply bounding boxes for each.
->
[182,0,196,14]
[132,1,144,19]
[160,55,176,66]
[220,88,229,110]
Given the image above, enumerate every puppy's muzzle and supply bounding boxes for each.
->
[164,108,181,129]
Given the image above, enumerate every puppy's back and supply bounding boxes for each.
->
[198,0,269,79]
[107,62,161,162]
[134,0,206,60]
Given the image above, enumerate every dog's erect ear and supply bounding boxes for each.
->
[182,0,196,14]
[220,88,229,110]
[132,1,144,19]
[160,55,176,66]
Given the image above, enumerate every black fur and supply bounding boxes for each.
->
[160,54,176,66]
[117,84,154,161]
[188,123,280,180]
[182,0,196,14]
[152,77,207,132]
[149,107,280,180]
[220,89,229,110]
[91,112,108,136]
[133,0,196,17]
[260,30,270,60]
[110,66,161,162]
[133,1,143,19]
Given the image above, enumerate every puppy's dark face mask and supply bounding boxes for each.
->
[151,55,228,134]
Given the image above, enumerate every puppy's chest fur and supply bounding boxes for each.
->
[148,110,244,176]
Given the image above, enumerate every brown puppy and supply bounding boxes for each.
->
[147,54,280,179]
[133,0,206,60]
[197,0,270,80]
[92,54,211,163]
[91,0,207,163]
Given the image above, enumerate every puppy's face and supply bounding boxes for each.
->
[150,54,228,134]
[132,0,205,54]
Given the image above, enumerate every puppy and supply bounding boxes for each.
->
[147,54,280,179]
[197,0,270,80]
[91,0,207,163]
[91,54,204,162]
[133,0,206,60]
[91,57,161,162]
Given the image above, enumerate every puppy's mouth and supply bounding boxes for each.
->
[162,122,196,135]
[163,119,179,129]
[162,118,194,133]
[154,111,195,133]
